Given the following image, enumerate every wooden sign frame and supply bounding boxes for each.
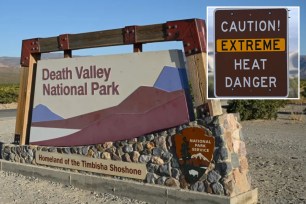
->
[15,18,222,145]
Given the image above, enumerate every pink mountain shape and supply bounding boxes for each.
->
[31,87,190,146]
[191,153,210,162]
[32,86,185,129]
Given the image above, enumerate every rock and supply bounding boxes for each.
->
[191,182,199,191]
[215,162,232,176]
[212,126,223,137]
[145,134,155,141]
[103,142,113,149]
[171,168,180,180]
[14,154,20,162]
[211,182,224,195]
[116,147,124,157]
[156,176,167,185]
[20,158,25,163]
[27,149,34,157]
[152,147,164,156]
[204,180,213,194]
[128,138,137,144]
[197,181,205,192]
[122,153,131,162]
[239,156,249,173]
[215,136,225,147]
[166,136,174,148]
[165,178,180,188]
[71,147,78,154]
[146,142,155,152]
[231,153,240,169]
[139,155,151,163]
[131,151,140,162]
[138,135,146,142]
[171,158,180,168]
[158,164,171,177]
[151,156,164,165]
[179,175,189,189]
[96,144,104,152]
[161,152,173,163]
[239,141,247,157]
[21,151,27,158]
[101,152,111,160]
[167,128,176,136]
[133,143,144,152]
[105,146,116,154]
[82,146,89,155]
[123,145,133,153]
[111,153,121,161]
[10,146,16,154]
[25,156,31,164]
[48,147,56,152]
[220,147,228,160]
[145,173,158,184]
[62,147,71,154]
[9,153,15,161]
[16,146,21,154]
[147,163,158,173]
[191,181,205,192]
[207,170,221,183]
[87,149,95,157]
[154,136,167,151]
[221,176,235,196]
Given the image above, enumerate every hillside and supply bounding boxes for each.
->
[301,55,306,79]
[0,67,20,84]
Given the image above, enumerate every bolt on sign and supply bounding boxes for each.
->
[214,8,288,98]
[174,127,215,183]
[29,50,191,146]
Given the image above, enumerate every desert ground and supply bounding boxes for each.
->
[0,104,305,204]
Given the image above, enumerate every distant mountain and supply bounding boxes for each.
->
[32,104,63,122]
[301,55,306,79]
[0,53,84,68]
[0,67,20,84]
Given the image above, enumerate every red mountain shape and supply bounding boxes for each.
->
[31,87,190,146]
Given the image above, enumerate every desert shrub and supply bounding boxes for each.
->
[0,84,19,104]
[301,86,306,98]
[227,100,287,120]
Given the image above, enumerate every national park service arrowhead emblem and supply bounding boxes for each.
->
[174,127,215,183]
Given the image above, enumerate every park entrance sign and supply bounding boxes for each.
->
[29,50,190,146]
[214,8,288,98]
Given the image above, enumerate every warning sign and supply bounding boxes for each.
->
[214,8,288,97]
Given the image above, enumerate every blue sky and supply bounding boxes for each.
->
[0,0,304,57]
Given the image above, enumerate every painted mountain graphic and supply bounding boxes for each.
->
[191,153,210,162]
[32,104,63,122]
[31,86,190,146]
[154,66,189,92]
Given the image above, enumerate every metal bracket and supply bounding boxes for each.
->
[58,34,70,50]
[20,38,40,67]
[165,19,206,56]
[123,26,138,44]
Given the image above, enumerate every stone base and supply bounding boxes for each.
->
[0,160,257,204]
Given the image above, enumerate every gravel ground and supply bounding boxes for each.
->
[241,105,306,204]
[0,105,305,203]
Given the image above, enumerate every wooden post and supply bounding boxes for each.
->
[64,50,72,58]
[19,53,40,145]
[14,67,27,143]
[186,52,222,117]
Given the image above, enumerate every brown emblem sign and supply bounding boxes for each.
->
[174,127,215,183]
[214,8,288,97]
